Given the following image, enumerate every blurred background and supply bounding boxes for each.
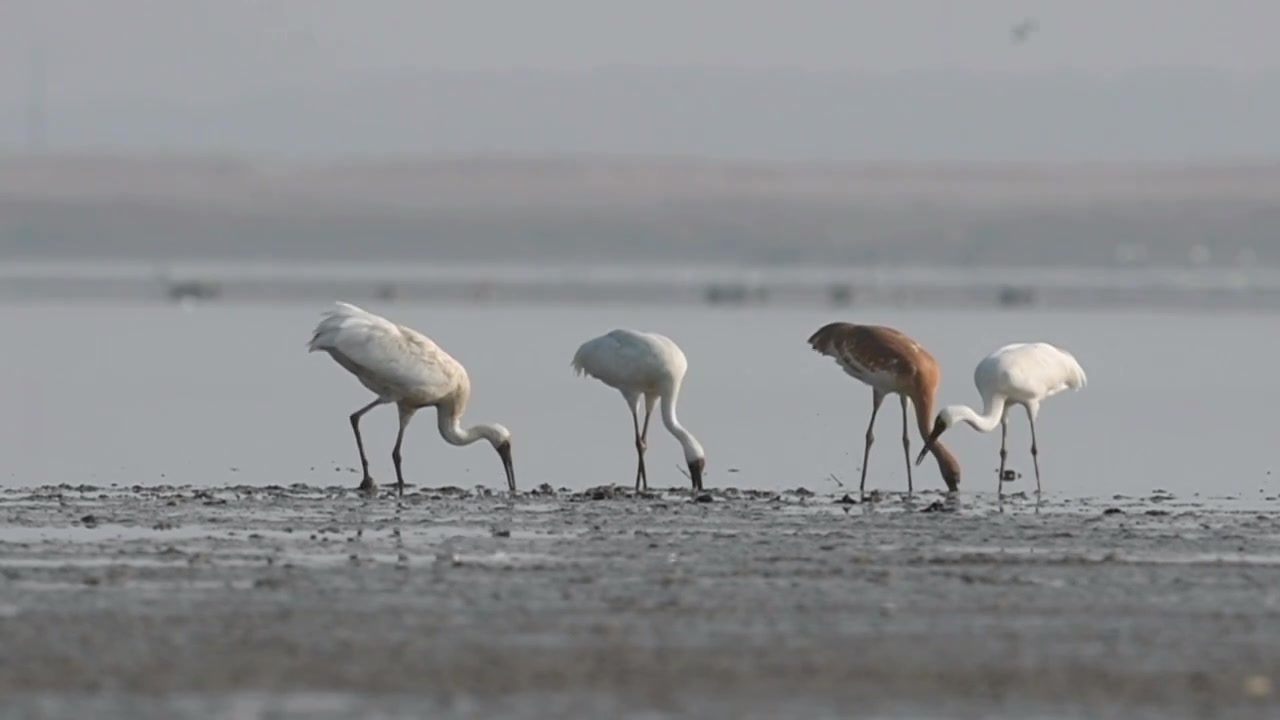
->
[4,0,1280,306]
[1,1,1277,493]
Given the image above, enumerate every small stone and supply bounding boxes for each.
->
[1243,674,1272,699]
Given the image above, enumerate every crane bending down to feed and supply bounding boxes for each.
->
[308,302,515,496]
[916,342,1086,495]
[808,322,962,494]
[572,329,707,491]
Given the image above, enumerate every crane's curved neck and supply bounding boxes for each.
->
[950,394,1008,433]
[912,389,961,490]
[912,393,938,447]
[436,396,497,447]
[660,388,704,461]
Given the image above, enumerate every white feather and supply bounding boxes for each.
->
[572,329,688,393]
[308,302,513,493]
[572,329,705,487]
[931,340,1087,494]
[309,301,460,403]
[974,342,1087,409]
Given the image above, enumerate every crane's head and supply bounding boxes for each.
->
[484,424,515,493]
[914,409,956,467]
[687,456,705,491]
[679,435,706,491]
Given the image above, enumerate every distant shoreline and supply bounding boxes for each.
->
[4,154,1278,271]
[2,260,1278,311]
[5,154,1280,207]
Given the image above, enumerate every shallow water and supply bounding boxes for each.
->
[1,301,1277,500]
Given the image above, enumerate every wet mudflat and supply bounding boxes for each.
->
[0,484,1278,719]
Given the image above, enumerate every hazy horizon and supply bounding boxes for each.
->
[4,66,1280,163]
[4,2,1280,162]
[4,2,1279,272]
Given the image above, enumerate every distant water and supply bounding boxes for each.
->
[3,300,1277,500]
[6,260,1280,309]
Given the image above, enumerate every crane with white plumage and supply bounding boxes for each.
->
[917,342,1086,495]
[307,302,515,496]
[572,329,706,491]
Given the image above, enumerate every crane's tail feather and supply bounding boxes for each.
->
[570,338,610,379]
[1057,347,1088,390]
[569,349,590,378]
[806,322,854,357]
[307,301,381,352]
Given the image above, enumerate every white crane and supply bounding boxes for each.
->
[808,322,962,494]
[572,329,706,491]
[308,302,515,496]
[916,342,1086,495]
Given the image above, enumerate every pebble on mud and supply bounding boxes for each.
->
[694,493,713,503]
[80,515,98,527]
[1243,674,1272,699]
[1103,508,1125,515]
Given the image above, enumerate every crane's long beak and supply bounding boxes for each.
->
[915,425,945,466]
[497,441,516,493]
[688,457,705,491]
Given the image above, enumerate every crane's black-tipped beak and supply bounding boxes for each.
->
[688,457,705,491]
[916,425,945,466]
[497,441,516,493]
[914,446,930,466]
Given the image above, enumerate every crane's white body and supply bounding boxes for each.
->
[311,302,467,405]
[960,343,1087,427]
[920,342,1086,495]
[572,329,706,490]
[308,302,514,494]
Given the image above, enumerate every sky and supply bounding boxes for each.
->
[1,1,1279,160]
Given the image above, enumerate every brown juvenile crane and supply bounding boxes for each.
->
[808,322,961,494]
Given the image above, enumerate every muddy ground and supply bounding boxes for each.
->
[0,483,1278,719]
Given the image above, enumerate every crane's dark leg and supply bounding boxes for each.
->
[1027,408,1042,495]
[998,417,1009,498]
[899,394,913,495]
[860,391,886,495]
[350,399,385,492]
[638,395,656,491]
[390,405,416,497]
[627,397,645,491]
